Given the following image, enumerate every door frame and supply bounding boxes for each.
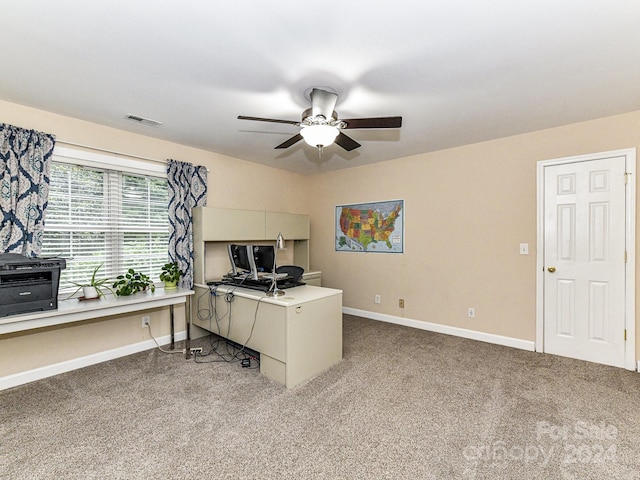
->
[536,148,636,370]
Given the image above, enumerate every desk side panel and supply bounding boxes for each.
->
[286,293,343,388]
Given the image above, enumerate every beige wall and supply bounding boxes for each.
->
[2,98,640,381]
[0,100,311,214]
[0,99,311,379]
[308,110,640,350]
[1,306,181,374]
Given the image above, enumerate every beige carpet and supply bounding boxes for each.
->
[1,315,639,479]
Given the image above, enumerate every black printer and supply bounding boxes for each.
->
[0,253,66,317]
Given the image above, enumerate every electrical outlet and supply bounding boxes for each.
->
[374,294,381,304]
[141,315,150,327]
[467,308,475,318]
[190,347,203,354]
[399,298,405,308]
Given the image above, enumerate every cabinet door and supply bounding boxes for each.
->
[266,212,309,239]
[194,207,266,240]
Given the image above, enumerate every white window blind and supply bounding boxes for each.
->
[41,152,169,294]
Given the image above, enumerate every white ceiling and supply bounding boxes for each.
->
[2,1,640,175]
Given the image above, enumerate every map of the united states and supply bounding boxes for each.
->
[336,200,403,252]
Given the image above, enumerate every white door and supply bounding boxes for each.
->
[543,155,627,367]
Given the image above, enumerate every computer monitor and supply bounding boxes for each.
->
[252,245,275,274]
[227,244,256,277]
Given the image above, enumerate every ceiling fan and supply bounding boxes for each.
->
[238,88,402,155]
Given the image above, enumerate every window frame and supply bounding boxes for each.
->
[44,146,169,296]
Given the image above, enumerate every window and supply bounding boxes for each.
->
[41,148,169,294]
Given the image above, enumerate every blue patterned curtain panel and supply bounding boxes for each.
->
[167,159,207,288]
[0,123,55,256]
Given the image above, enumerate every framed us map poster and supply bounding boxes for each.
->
[335,200,404,253]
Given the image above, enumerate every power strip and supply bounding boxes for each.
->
[181,347,203,355]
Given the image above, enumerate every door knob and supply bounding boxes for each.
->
[547,266,556,273]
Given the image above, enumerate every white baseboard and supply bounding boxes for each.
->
[343,307,536,352]
[0,330,187,391]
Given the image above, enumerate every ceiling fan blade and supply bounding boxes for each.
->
[311,88,338,120]
[275,133,303,149]
[341,116,403,129]
[334,132,361,151]
[238,115,299,126]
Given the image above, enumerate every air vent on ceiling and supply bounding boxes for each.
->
[125,114,162,128]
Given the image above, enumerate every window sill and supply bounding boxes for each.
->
[0,288,194,335]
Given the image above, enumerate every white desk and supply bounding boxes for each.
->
[192,284,342,388]
[0,288,194,354]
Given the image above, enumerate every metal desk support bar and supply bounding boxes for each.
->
[170,305,175,350]
[184,295,192,359]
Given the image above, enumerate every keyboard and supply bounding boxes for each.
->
[217,274,297,292]
[258,272,289,280]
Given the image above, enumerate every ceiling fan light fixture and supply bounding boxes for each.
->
[238,88,402,153]
[300,124,339,148]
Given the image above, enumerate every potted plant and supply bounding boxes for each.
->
[112,268,155,296]
[159,262,182,289]
[68,264,113,299]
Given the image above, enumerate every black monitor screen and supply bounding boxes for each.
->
[228,244,253,274]
[253,245,275,273]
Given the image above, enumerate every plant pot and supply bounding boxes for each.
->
[83,286,99,299]
[163,280,177,290]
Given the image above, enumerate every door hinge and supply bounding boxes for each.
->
[624,329,627,341]
[625,251,628,263]
[625,172,632,184]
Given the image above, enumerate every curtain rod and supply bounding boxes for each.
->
[56,139,210,171]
